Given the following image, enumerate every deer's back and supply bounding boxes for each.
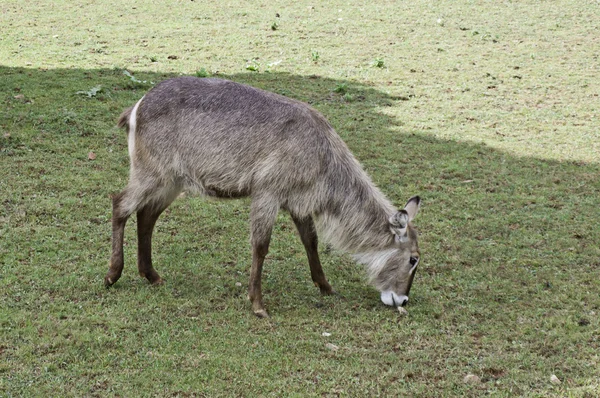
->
[131,77,348,201]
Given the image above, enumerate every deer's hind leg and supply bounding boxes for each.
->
[105,189,134,287]
[105,178,181,287]
[136,187,181,285]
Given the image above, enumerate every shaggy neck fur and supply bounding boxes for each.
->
[352,249,399,285]
[313,146,396,254]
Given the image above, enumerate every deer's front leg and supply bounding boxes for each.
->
[248,240,270,318]
[290,214,334,295]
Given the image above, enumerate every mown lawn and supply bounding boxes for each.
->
[1,1,598,396]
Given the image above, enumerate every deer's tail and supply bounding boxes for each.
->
[117,107,133,131]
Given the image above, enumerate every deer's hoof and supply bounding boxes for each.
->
[150,277,164,286]
[316,282,335,296]
[104,276,115,288]
[320,287,336,296]
[140,270,163,285]
[253,309,269,318]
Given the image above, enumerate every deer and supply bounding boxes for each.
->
[105,76,421,318]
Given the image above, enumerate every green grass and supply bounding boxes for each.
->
[1,1,599,396]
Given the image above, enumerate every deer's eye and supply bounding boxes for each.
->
[409,256,419,266]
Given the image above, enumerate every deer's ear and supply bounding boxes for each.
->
[404,196,421,222]
[389,210,409,238]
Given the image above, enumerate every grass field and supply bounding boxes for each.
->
[1,1,599,396]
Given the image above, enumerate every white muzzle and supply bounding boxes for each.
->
[381,291,408,307]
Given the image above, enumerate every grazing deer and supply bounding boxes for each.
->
[105,77,421,317]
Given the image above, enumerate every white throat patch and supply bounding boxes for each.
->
[353,249,398,281]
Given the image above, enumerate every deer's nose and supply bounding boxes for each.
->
[380,291,409,307]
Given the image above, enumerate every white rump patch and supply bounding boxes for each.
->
[353,249,398,282]
[128,97,144,163]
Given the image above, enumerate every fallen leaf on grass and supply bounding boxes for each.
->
[76,86,102,98]
[88,151,97,160]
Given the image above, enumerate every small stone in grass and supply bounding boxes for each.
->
[397,307,408,316]
[550,374,561,384]
[463,374,480,384]
[325,343,339,351]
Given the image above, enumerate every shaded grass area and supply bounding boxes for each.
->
[1,66,599,397]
